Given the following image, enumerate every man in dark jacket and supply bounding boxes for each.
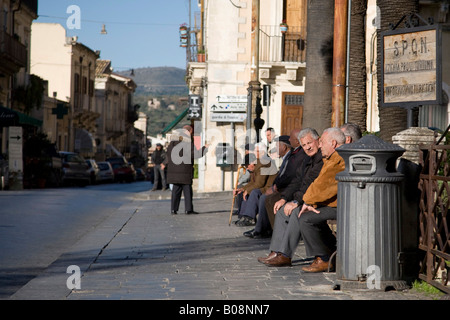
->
[243,130,306,236]
[162,125,208,215]
[151,143,167,191]
[265,128,322,227]
[257,128,324,266]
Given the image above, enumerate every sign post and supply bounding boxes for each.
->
[380,14,446,127]
[210,95,247,123]
[188,94,202,120]
[8,126,23,190]
[381,25,441,107]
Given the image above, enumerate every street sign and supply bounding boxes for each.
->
[216,95,247,103]
[210,102,247,112]
[8,126,23,172]
[188,107,201,119]
[381,25,441,107]
[188,94,202,119]
[211,95,247,122]
[210,113,247,122]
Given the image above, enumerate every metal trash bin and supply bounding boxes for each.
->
[335,135,408,291]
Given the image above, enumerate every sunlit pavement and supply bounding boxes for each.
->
[2,183,431,301]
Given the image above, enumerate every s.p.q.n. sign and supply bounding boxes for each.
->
[381,25,442,107]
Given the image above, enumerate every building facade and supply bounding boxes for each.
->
[95,60,139,161]
[0,0,38,189]
[186,0,450,192]
[187,0,307,192]
[30,22,99,156]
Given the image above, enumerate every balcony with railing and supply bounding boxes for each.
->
[260,25,307,63]
[0,30,27,74]
[259,25,307,81]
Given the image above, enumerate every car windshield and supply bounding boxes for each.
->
[66,154,84,163]
[107,157,126,164]
[98,163,110,170]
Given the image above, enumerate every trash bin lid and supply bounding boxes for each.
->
[337,134,405,153]
[336,135,405,181]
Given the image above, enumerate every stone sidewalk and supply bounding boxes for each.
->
[10,189,431,301]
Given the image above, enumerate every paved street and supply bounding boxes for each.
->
[0,182,434,304]
[0,182,150,298]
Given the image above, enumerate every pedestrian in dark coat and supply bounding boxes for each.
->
[151,143,167,191]
[162,125,208,215]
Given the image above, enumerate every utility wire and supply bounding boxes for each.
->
[39,14,180,27]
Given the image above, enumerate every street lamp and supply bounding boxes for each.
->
[248,0,264,142]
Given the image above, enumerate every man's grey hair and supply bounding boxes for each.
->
[323,127,346,145]
[298,127,319,141]
[340,123,362,142]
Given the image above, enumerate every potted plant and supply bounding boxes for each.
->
[197,48,205,62]
[280,20,288,33]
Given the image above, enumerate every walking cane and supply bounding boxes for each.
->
[229,166,245,226]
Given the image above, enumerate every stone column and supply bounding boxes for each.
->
[392,127,438,164]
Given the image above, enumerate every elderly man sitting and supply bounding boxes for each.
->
[237,135,296,228]
[233,143,277,226]
[258,127,346,271]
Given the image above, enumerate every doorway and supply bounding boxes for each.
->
[281,92,304,135]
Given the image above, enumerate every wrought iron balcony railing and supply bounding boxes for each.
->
[186,24,307,65]
[260,25,307,63]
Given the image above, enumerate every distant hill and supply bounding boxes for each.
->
[118,67,188,96]
[119,67,191,136]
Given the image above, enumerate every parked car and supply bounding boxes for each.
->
[97,161,115,183]
[106,156,128,165]
[107,157,136,182]
[59,151,90,186]
[85,159,100,184]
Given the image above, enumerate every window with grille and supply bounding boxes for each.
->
[285,94,304,105]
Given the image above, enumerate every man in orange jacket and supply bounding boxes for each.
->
[259,127,346,270]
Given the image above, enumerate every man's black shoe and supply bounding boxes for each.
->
[185,210,199,214]
[171,210,177,215]
[254,230,272,239]
[243,229,255,238]
[244,229,272,238]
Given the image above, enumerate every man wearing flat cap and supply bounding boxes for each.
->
[243,129,307,237]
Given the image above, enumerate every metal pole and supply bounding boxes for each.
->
[231,122,235,188]
[344,0,351,124]
[251,0,260,83]
[248,0,261,141]
[331,0,348,127]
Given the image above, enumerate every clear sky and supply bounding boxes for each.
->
[35,0,196,71]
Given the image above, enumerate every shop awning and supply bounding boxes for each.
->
[0,106,42,127]
[17,110,43,127]
[160,107,189,135]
